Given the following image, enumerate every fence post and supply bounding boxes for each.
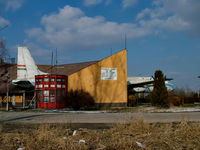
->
[23,91,25,109]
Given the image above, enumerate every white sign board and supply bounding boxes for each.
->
[101,68,117,80]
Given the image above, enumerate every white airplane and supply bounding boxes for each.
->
[128,76,175,93]
[12,47,46,88]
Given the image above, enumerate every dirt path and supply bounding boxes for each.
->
[1,111,200,124]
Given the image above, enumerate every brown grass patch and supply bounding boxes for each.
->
[0,119,200,150]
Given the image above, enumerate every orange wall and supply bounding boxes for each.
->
[68,49,127,104]
[0,96,22,103]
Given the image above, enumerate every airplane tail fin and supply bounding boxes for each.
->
[16,46,46,83]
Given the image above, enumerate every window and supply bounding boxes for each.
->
[44,97,49,103]
[44,90,49,96]
[50,84,55,88]
[56,90,65,96]
[50,97,55,103]
[57,84,62,88]
[56,78,62,82]
[50,90,55,96]
[62,90,66,96]
[57,90,62,96]
[57,96,63,103]
[44,77,49,82]
[44,84,49,88]
[50,78,55,82]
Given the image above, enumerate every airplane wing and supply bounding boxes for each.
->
[128,77,173,92]
[128,80,155,93]
[12,80,34,89]
[128,80,154,88]
[166,78,173,81]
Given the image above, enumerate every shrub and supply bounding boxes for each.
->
[169,95,183,106]
[183,97,200,104]
[173,88,200,104]
[128,94,137,106]
[0,123,3,132]
[150,70,169,108]
[66,90,95,110]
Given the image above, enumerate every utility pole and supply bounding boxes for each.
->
[125,34,127,50]
[23,91,25,109]
[6,72,9,111]
[198,76,200,98]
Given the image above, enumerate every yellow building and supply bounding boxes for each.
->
[67,49,127,107]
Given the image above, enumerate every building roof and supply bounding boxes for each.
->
[0,61,98,94]
[38,61,98,76]
[1,61,98,80]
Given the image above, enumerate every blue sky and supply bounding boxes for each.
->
[0,0,200,91]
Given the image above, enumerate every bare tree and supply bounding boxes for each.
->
[0,25,9,63]
[0,40,7,63]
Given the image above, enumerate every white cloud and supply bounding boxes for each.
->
[26,1,200,52]
[105,0,112,5]
[122,0,138,8]
[83,0,103,6]
[27,5,151,51]
[0,0,24,11]
[137,0,200,36]
[139,15,189,31]
[83,0,137,8]
[83,0,112,6]
[136,8,166,20]
[0,16,10,27]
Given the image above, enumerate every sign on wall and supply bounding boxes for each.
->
[101,68,117,80]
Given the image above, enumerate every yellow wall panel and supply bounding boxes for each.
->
[0,96,23,103]
[15,96,23,103]
[68,49,127,105]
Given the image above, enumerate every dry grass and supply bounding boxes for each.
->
[0,123,2,133]
[0,119,200,150]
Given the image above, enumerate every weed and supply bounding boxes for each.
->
[0,120,199,150]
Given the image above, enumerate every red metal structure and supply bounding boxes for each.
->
[35,75,67,108]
